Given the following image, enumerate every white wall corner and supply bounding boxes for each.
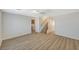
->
[54,12,79,40]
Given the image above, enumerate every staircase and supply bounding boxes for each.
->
[41,23,48,34]
[40,19,48,34]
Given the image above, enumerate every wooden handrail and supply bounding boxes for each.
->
[41,22,48,34]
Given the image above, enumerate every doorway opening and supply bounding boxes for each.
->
[31,18,35,33]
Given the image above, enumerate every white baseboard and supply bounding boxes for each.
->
[2,32,31,40]
[55,32,79,40]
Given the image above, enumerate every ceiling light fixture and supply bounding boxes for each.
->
[32,10,39,13]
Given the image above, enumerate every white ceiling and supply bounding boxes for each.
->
[1,9,79,17]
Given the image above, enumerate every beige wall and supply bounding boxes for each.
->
[47,17,54,33]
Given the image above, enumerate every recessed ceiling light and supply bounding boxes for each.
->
[32,10,39,13]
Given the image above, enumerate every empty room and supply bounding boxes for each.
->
[0,9,79,50]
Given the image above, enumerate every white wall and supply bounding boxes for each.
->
[34,17,40,32]
[0,10,2,47]
[54,12,79,40]
[0,11,2,39]
[2,12,31,40]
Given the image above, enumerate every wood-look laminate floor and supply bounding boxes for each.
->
[0,33,79,50]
